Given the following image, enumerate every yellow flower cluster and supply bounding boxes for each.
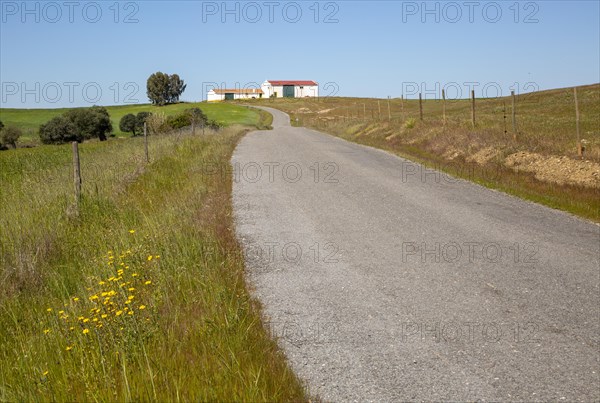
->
[43,241,160,352]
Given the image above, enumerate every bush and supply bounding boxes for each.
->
[119,114,138,136]
[403,118,416,130]
[184,108,208,126]
[0,126,22,149]
[166,113,191,130]
[145,112,168,135]
[64,106,112,141]
[39,116,82,144]
[136,112,152,134]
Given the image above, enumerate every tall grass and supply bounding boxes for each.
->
[0,126,305,400]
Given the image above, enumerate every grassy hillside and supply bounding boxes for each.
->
[249,84,600,220]
[0,102,262,142]
[0,125,306,400]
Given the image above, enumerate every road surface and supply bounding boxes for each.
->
[231,106,599,401]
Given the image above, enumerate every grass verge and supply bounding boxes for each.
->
[0,126,305,400]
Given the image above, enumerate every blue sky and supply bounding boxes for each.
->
[1,0,599,107]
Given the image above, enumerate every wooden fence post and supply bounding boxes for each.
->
[511,90,517,141]
[378,100,381,120]
[144,122,149,163]
[419,93,423,121]
[363,103,366,120]
[574,87,583,158]
[387,96,391,121]
[442,89,446,125]
[72,141,82,208]
[471,89,475,128]
[401,95,404,117]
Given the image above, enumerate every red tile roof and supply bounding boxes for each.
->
[212,88,263,94]
[266,80,318,86]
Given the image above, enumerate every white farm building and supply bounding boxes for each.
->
[207,88,264,102]
[261,80,319,98]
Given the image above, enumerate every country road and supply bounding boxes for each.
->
[231,106,600,401]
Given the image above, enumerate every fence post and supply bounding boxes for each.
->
[363,103,366,120]
[72,141,82,209]
[574,87,582,158]
[387,96,391,121]
[471,89,475,128]
[192,121,195,135]
[144,122,149,163]
[419,93,423,121]
[401,94,404,117]
[442,89,446,125]
[511,90,517,141]
[378,100,381,120]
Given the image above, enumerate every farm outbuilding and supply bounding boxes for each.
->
[207,88,263,102]
[261,80,319,98]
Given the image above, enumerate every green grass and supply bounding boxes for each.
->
[0,125,306,400]
[0,102,262,142]
[250,84,600,221]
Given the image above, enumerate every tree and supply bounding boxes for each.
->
[168,74,186,104]
[39,116,81,144]
[0,126,22,149]
[64,106,112,141]
[147,72,171,106]
[147,72,186,106]
[119,114,138,136]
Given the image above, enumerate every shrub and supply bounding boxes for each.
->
[119,114,138,136]
[0,126,22,149]
[39,116,82,144]
[64,106,113,141]
[403,118,416,130]
[166,113,191,130]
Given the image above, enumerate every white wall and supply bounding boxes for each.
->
[207,90,224,102]
[296,85,319,98]
[261,81,319,98]
[207,90,263,102]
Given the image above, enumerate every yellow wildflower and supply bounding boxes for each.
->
[46,308,52,312]
[43,329,51,334]
[139,305,146,310]
[128,287,135,292]
[43,371,49,376]
[66,346,73,351]
[73,297,79,301]
[144,281,152,285]
[116,310,123,316]
[82,328,90,335]
[147,255,153,261]
[129,230,135,234]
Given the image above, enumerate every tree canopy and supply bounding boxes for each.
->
[147,72,186,105]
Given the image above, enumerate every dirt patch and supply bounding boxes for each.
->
[317,108,336,114]
[466,147,502,165]
[505,152,600,188]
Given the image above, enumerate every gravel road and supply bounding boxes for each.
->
[231,106,599,401]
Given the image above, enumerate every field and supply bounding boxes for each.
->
[0,109,304,400]
[0,102,262,142]
[248,84,600,220]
